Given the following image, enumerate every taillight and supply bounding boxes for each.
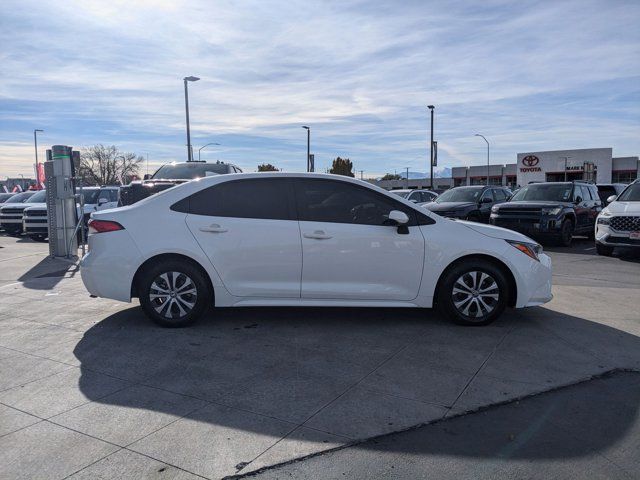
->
[88,219,124,234]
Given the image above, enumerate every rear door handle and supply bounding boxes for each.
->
[303,230,332,240]
[199,224,228,233]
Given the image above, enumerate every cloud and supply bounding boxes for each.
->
[0,0,638,178]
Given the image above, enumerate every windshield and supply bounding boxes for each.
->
[616,184,640,202]
[80,189,101,204]
[27,190,47,203]
[392,191,410,198]
[152,163,229,179]
[510,184,573,202]
[6,191,36,203]
[436,187,483,203]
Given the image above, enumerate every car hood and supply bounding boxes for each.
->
[426,202,476,211]
[603,201,640,215]
[1,202,32,210]
[498,201,568,209]
[458,220,537,243]
[24,203,47,210]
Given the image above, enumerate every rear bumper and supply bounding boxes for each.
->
[80,230,143,302]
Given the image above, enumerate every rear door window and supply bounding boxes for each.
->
[186,178,293,220]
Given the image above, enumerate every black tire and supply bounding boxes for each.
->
[138,259,211,327]
[437,259,509,326]
[558,219,574,247]
[596,243,614,257]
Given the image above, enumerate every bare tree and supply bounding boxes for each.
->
[257,163,279,172]
[79,145,144,185]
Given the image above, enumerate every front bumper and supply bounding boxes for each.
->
[595,224,640,248]
[491,215,563,237]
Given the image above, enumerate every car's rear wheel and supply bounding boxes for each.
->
[596,243,614,256]
[437,259,508,326]
[138,260,211,327]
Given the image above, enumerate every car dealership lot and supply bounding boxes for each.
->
[0,235,639,479]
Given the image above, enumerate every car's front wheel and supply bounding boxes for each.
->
[437,259,508,326]
[558,219,574,247]
[596,243,614,256]
[138,260,211,327]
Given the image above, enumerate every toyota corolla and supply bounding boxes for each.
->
[81,173,552,327]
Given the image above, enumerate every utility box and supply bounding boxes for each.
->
[44,145,78,258]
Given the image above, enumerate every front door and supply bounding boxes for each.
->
[293,178,425,301]
[185,178,302,298]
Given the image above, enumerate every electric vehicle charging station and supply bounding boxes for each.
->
[44,145,80,258]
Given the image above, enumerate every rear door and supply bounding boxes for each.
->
[478,189,494,221]
[573,185,590,230]
[294,178,425,301]
[184,178,302,298]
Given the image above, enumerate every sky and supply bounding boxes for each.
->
[1,0,639,179]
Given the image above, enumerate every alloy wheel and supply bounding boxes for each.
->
[149,271,198,319]
[452,271,499,319]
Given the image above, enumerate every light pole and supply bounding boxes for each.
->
[405,167,409,188]
[302,126,310,172]
[427,105,435,189]
[34,129,43,188]
[183,76,200,162]
[474,134,490,185]
[560,156,571,181]
[198,142,221,161]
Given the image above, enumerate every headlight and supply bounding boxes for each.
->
[541,207,562,215]
[597,217,610,225]
[506,240,542,261]
[491,205,500,213]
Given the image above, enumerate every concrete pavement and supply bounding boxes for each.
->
[0,235,638,479]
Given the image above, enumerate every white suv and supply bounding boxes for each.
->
[81,173,552,328]
[595,179,640,256]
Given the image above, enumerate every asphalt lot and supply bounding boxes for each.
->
[0,234,639,479]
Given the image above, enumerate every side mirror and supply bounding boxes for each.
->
[606,194,617,204]
[389,210,409,225]
[574,196,583,204]
[409,199,418,203]
[482,197,493,204]
[143,174,152,180]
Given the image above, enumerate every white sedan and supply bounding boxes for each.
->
[81,173,552,327]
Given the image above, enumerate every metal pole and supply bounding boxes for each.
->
[34,129,43,188]
[307,129,310,172]
[474,134,490,185]
[428,106,434,189]
[184,79,192,162]
[406,167,409,188]
[360,170,364,180]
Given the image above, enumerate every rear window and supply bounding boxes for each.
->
[152,163,232,179]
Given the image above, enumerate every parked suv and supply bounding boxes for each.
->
[120,161,242,206]
[423,185,511,223]
[0,190,40,235]
[595,179,640,256]
[490,181,601,246]
[391,189,438,205]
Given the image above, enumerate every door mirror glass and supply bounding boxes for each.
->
[574,196,583,204]
[143,174,152,180]
[388,210,409,225]
[98,197,108,205]
[481,197,493,204]
[409,198,418,203]
[606,194,617,204]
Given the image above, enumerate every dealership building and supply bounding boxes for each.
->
[376,148,639,191]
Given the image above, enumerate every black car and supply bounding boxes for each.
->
[490,181,601,246]
[423,185,511,223]
[120,161,242,206]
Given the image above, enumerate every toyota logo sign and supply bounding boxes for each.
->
[522,155,540,167]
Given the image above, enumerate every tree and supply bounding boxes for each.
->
[329,157,354,177]
[257,163,279,172]
[381,173,402,180]
[79,145,144,185]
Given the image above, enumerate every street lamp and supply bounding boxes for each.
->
[198,142,221,161]
[474,134,490,186]
[302,126,310,172]
[34,129,43,188]
[183,76,200,162]
[427,105,435,189]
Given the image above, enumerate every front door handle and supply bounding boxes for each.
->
[303,230,332,240]
[199,224,228,233]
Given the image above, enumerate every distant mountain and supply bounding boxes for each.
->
[399,167,452,179]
